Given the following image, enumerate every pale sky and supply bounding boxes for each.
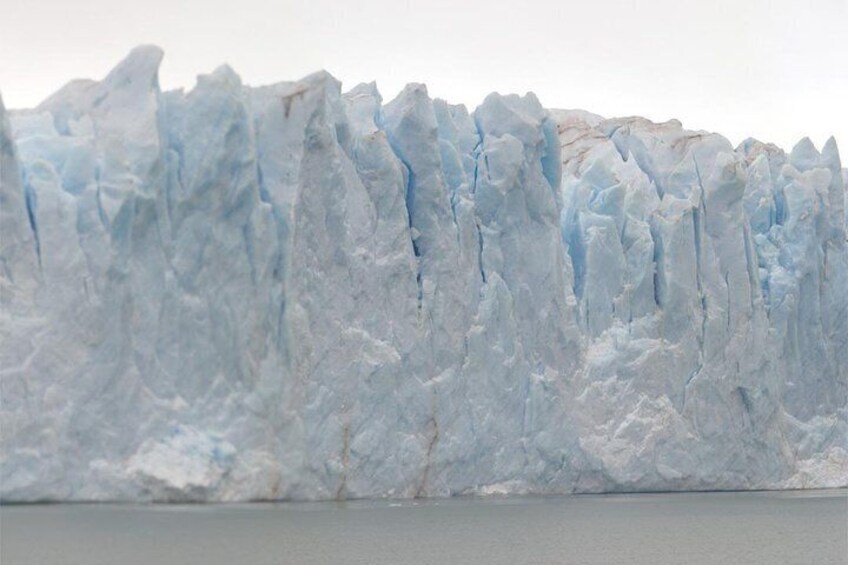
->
[1,0,846,151]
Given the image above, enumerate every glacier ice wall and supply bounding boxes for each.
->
[1,47,845,501]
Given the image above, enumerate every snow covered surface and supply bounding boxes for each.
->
[1,47,845,501]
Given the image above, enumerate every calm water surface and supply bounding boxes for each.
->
[2,490,846,564]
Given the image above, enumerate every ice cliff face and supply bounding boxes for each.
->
[1,47,845,501]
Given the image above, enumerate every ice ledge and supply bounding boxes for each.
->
[1,46,844,502]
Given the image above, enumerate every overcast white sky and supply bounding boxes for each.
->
[1,0,845,150]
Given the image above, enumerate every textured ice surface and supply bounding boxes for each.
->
[1,47,845,501]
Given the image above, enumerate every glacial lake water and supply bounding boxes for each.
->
[1,490,845,565]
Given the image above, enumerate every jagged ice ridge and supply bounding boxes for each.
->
[1,46,846,501]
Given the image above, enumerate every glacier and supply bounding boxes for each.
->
[1,46,845,502]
